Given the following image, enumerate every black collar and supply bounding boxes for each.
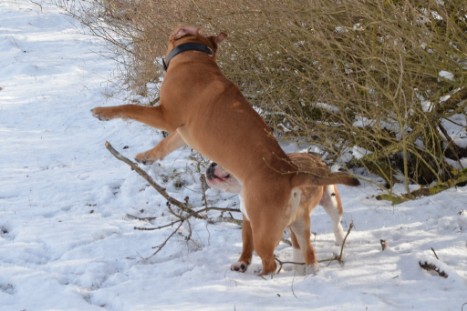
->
[163,42,213,71]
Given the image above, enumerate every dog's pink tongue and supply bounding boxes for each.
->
[210,174,228,182]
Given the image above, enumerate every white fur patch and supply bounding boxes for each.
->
[231,261,248,272]
[239,196,250,221]
[290,188,301,215]
[293,247,305,263]
[292,248,306,275]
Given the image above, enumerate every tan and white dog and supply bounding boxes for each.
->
[206,153,347,274]
[91,25,359,275]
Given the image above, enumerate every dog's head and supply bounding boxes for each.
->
[205,162,242,194]
[166,26,227,60]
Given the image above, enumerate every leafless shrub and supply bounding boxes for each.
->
[59,0,466,191]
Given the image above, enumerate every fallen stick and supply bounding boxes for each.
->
[418,247,448,278]
[419,261,448,278]
[105,141,241,219]
[105,141,202,217]
[275,221,354,272]
[147,219,185,258]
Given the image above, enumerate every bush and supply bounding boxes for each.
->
[62,0,467,191]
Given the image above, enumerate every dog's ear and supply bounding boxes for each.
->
[214,32,227,44]
[207,32,227,53]
[173,26,200,40]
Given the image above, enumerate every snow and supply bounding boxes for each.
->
[1,1,466,310]
[439,70,454,81]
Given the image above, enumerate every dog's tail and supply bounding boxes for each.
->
[292,171,360,188]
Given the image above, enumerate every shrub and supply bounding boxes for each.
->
[62,0,467,191]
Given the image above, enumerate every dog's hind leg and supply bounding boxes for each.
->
[320,185,345,246]
[135,132,186,164]
[246,193,291,275]
[289,217,319,274]
[290,231,306,275]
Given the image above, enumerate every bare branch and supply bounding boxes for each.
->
[105,141,200,216]
[418,247,448,278]
[126,213,157,222]
[104,141,244,258]
[134,219,182,231]
[275,222,354,272]
[147,220,185,259]
[105,141,241,220]
[419,261,448,278]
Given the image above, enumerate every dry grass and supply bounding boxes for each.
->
[60,0,467,190]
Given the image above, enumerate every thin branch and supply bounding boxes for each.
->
[105,141,204,218]
[199,174,210,210]
[192,206,241,215]
[105,141,244,259]
[134,218,182,231]
[275,222,354,272]
[337,221,354,263]
[105,141,241,220]
[291,272,298,298]
[146,220,185,258]
[437,122,464,169]
[126,213,157,222]
[29,0,43,12]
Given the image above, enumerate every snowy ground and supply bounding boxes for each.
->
[1,1,466,310]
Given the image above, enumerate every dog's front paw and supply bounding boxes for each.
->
[135,152,156,165]
[231,261,249,273]
[91,107,115,121]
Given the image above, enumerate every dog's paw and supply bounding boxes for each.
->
[305,262,319,275]
[135,153,155,165]
[293,264,306,275]
[231,261,249,273]
[91,107,113,121]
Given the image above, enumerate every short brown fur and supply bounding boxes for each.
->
[92,26,359,275]
[206,153,347,274]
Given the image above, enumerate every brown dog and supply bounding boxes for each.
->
[206,153,346,274]
[92,25,359,275]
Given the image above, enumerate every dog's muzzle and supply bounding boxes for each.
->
[206,162,218,180]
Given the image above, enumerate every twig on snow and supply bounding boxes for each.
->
[380,239,387,251]
[418,247,448,278]
[418,261,448,278]
[126,213,157,222]
[147,219,185,258]
[134,218,182,231]
[275,222,354,272]
[29,0,43,12]
[105,141,240,220]
[105,141,203,218]
[104,141,243,259]
[336,221,354,263]
[274,257,304,274]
